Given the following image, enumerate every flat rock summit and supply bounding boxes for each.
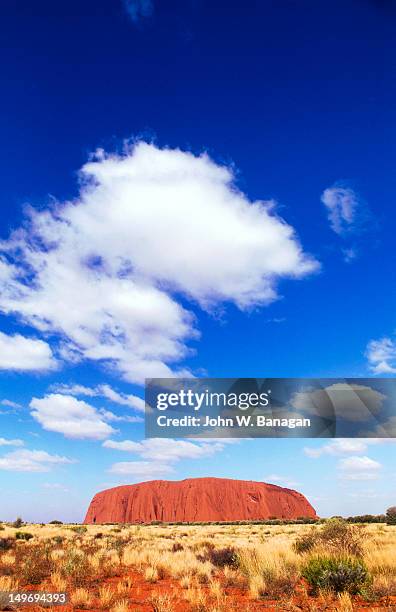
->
[84,477,316,524]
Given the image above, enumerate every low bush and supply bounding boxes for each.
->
[302,555,370,595]
[294,531,318,554]
[70,525,87,534]
[294,519,366,557]
[0,538,14,551]
[15,531,34,541]
[207,546,239,568]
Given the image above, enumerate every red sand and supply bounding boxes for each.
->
[84,477,317,524]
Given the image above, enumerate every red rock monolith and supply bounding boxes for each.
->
[84,477,317,524]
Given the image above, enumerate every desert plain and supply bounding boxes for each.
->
[0,519,395,611]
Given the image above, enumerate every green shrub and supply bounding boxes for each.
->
[19,546,53,584]
[70,525,87,534]
[12,517,23,528]
[295,519,365,557]
[294,531,318,554]
[49,519,63,524]
[61,550,91,584]
[320,519,365,557]
[15,531,33,541]
[302,555,370,595]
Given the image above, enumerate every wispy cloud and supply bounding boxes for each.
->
[366,337,396,374]
[264,473,299,488]
[304,439,372,458]
[105,438,233,482]
[123,0,154,24]
[321,184,372,263]
[103,438,227,461]
[0,437,24,447]
[109,460,173,479]
[338,455,382,481]
[51,383,144,412]
[321,185,362,236]
[304,438,396,458]
[0,449,75,473]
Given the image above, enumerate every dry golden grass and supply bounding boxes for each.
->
[98,584,115,608]
[70,587,93,608]
[0,520,395,609]
[110,598,130,612]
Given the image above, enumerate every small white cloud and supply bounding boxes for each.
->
[108,460,174,480]
[99,409,143,424]
[1,399,21,409]
[338,455,382,481]
[98,385,145,411]
[321,186,360,235]
[103,439,140,452]
[51,383,145,412]
[342,247,357,263]
[30,394,115,440]
[366,337,396,374]
[41,482,70,492]
[0,437,24,447]
[264,473,299,488]
[50,384,97,397]
[0,449,75,472]
[0,332,56,371]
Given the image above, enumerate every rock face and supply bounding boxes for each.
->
[84,477,316,524]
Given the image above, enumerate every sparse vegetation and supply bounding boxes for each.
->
[0,520,394,610]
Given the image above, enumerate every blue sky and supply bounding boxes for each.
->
[0,0,395,522]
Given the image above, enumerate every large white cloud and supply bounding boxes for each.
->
[0,332,56,371]
[30,394,115,440]
[0,142,317,382]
